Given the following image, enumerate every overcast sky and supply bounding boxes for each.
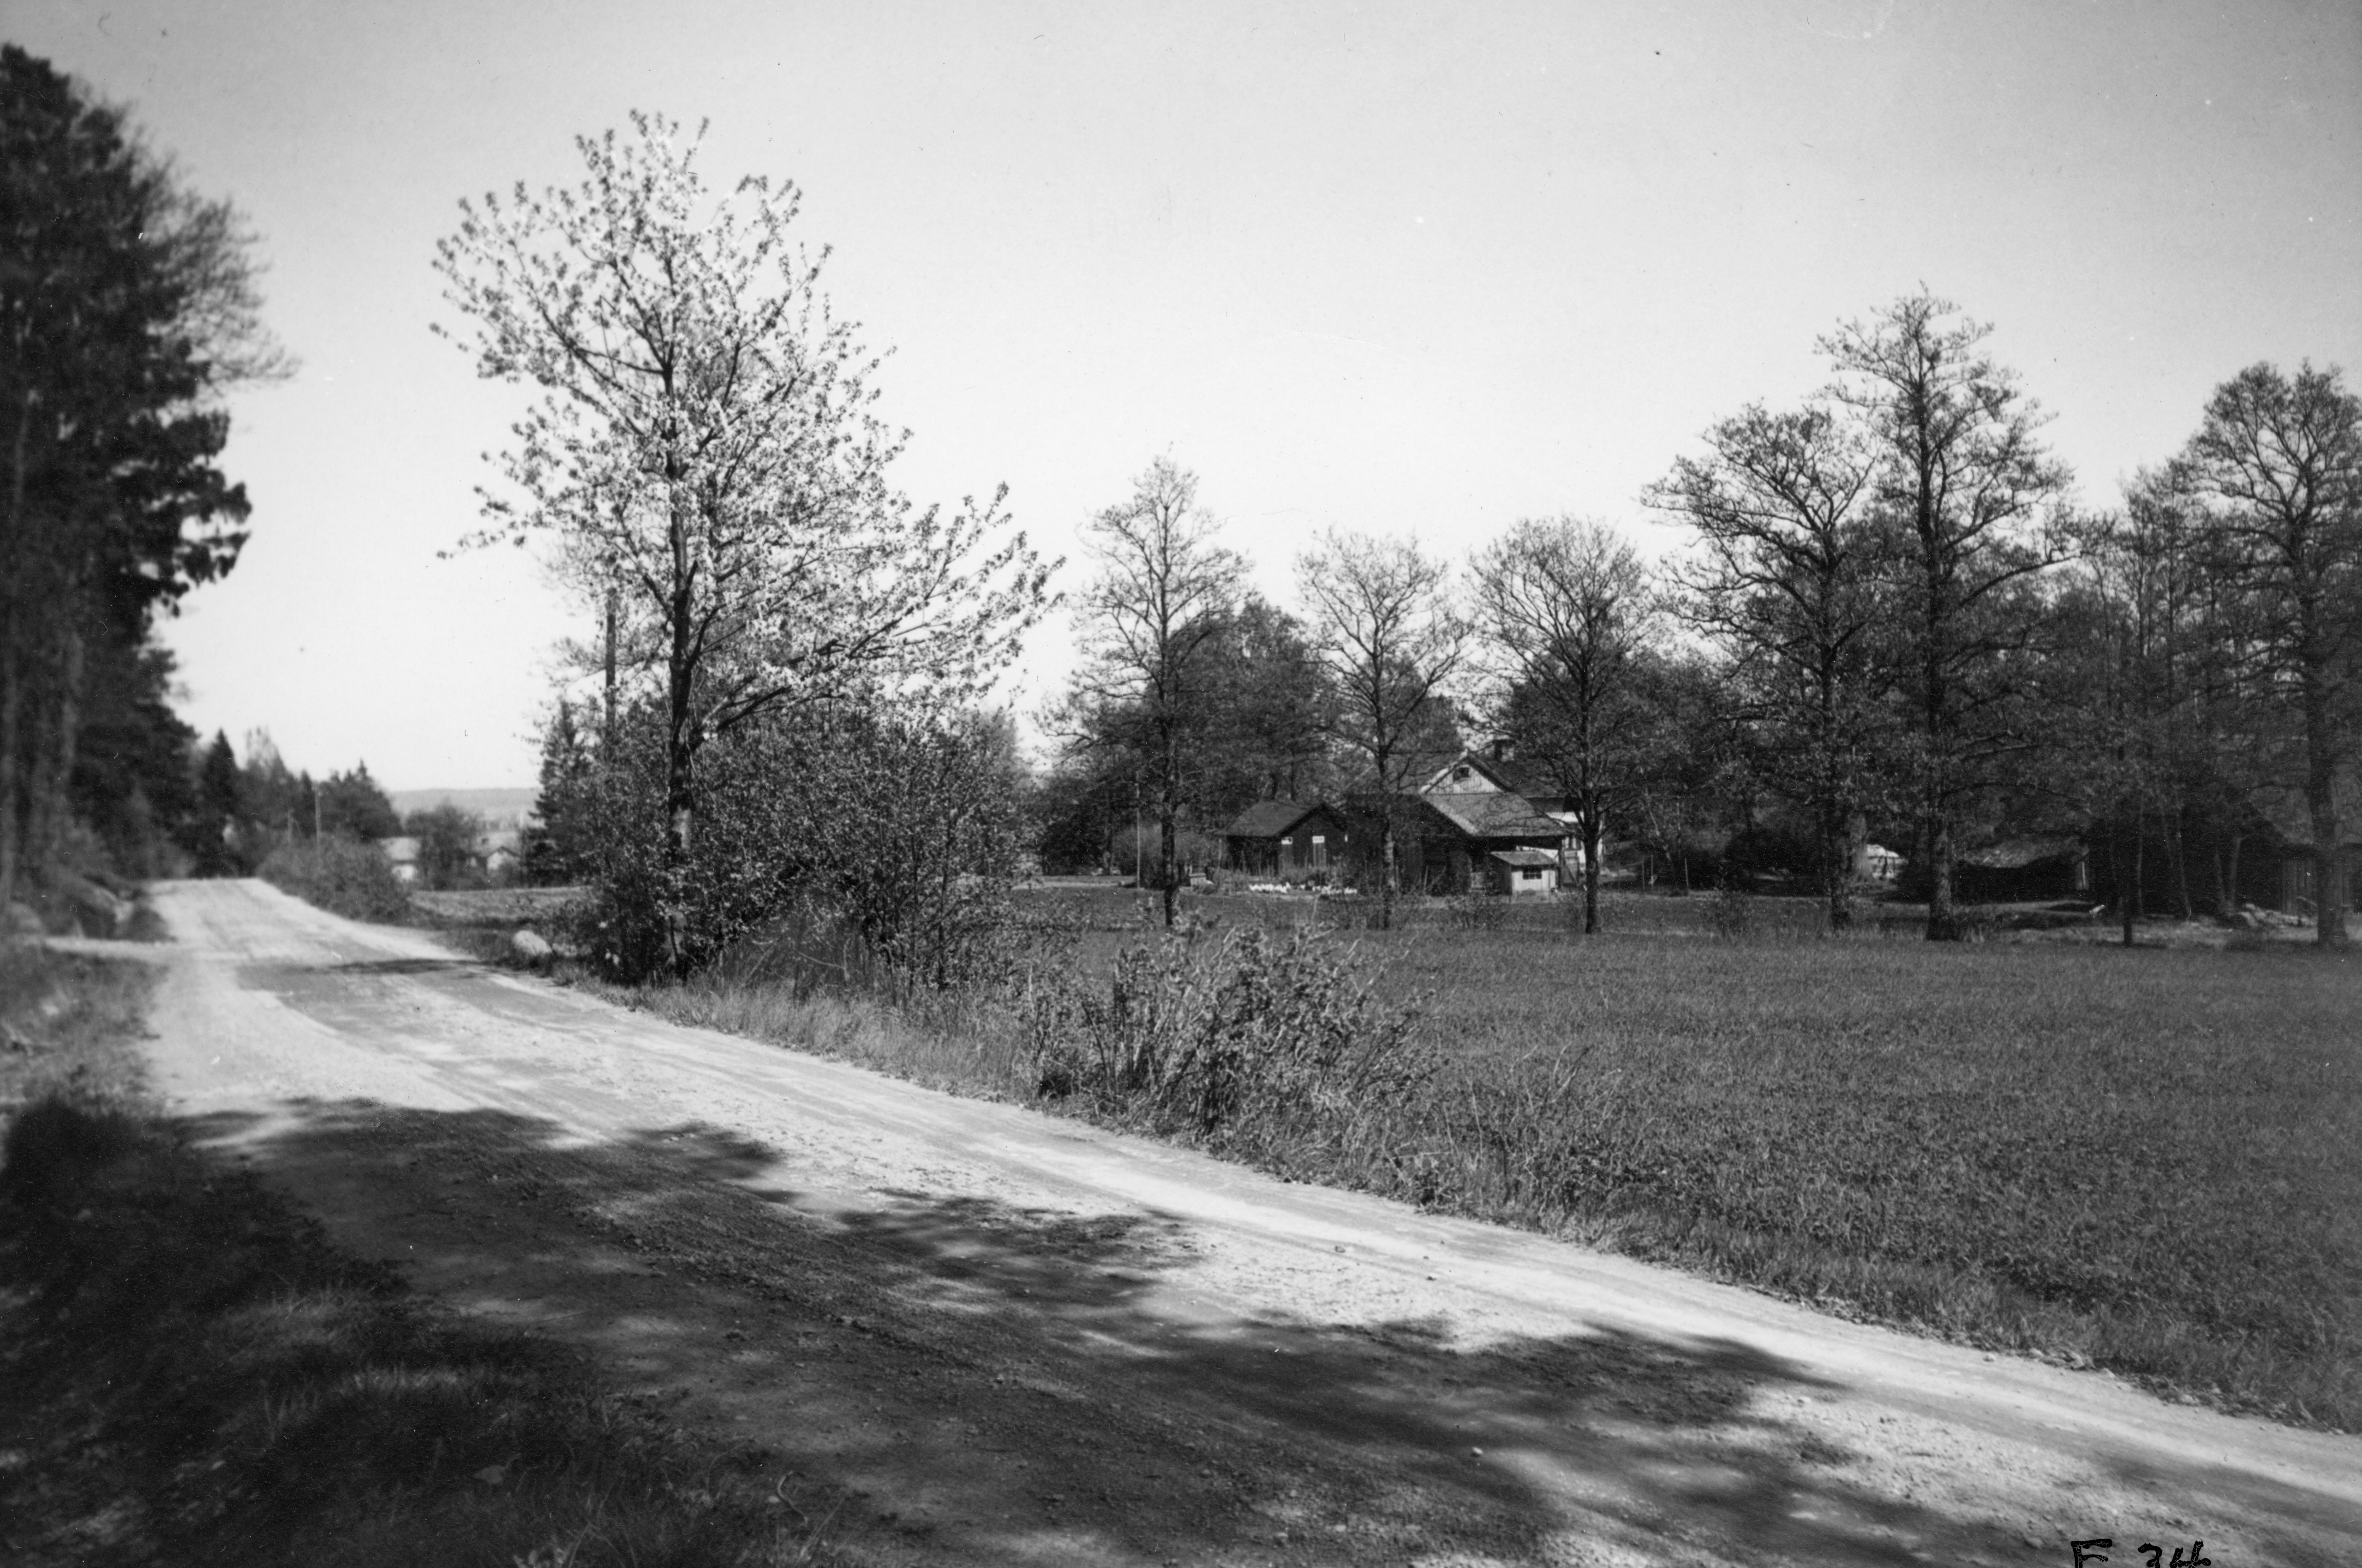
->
[14,0,2361,789]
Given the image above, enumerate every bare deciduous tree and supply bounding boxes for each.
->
[1650,403,1889,930]
[1299,530,1466,928]
[1054,457,1242,925]
[1471,517,1658,935]
[2174,361,2362,947]
[1824,293,2072,940]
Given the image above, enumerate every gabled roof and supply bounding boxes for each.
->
[1425,750,1561,797]
[1489,847,1559,868]
[1421,791,1568,841]
[1224,800,1333,839]
[1959,836,2085,870]
[2255,770,2362,849]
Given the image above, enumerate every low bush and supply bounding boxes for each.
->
[1025,927,1438,1147]
[259,833,409,923]
[558,704,1028,987]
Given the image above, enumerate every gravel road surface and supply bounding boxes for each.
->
[126,879,2362,1567]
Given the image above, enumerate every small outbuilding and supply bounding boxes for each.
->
[1222,801,1352,880]
[1484,847,1560,896]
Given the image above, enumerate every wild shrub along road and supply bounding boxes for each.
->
[131,878,2361,1567]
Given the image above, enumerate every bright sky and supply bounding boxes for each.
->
[14,1,2361,789]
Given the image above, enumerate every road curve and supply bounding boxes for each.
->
[132,879,2361,1567]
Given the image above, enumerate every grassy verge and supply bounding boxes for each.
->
[0,942,852,1567]
[591,895,2362,1433]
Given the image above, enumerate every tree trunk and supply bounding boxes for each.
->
[25,617,84,884]
[2166,801,2193,920]
[0,391,32,914]
[2303,653,2350,947]
[1378,813,1396,932]
[1822,804,1853,933]
[2201,822,2220,921]
[2308,788,2346,949]
[2224,832,2244,918]
[1924,810,1958,941]
[0,623,19,915]
[1582,814,1603,935]
[603,586,619,747]
[1159,800,1178,928]
[662,492,698,972]
[2120,794,2140,947]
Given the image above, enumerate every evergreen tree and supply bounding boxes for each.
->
[526,700,597,884]
[190,731,242,875]
[318,763,399,841]
[0,47,286,903]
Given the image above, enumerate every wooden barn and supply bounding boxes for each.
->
[1222,801,1352,879]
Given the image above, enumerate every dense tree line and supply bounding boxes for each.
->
[0,47,288,910]
[1052,295,2361,945]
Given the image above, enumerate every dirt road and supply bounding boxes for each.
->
[128,879,2361,1566]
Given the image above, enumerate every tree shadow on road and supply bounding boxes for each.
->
[180,1101,2061,1566]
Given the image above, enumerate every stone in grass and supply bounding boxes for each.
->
[511,927,554,965]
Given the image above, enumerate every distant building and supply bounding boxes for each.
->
[1343,791,1570,896]
[1222,801,1351,879]
[1483,847,1561,897]
[1856,843,1904,882]
[2258,772,2362,919]
[1956,837,2090,902]
[381,836,421,885]
[473,828,522,877]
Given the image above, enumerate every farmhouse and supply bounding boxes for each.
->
[1222,800,1352,879]
[1345,791,1571,896]
[1422,749,1583,866]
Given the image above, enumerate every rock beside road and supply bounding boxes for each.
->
[511,927,555,964]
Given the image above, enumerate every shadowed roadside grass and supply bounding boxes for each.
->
[0,943,852,1568]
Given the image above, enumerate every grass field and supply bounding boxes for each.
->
[1355,926,2361,1428]
[624,884,2362,1432]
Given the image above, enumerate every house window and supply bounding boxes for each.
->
[1452,765,1471,782]
[1520,868,1541,881]
[1310,834,1327,870]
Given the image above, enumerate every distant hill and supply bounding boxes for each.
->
[388,788,539,829]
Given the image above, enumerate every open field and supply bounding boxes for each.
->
[623,884,2362,1431]
[1355,927,2362,1428]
